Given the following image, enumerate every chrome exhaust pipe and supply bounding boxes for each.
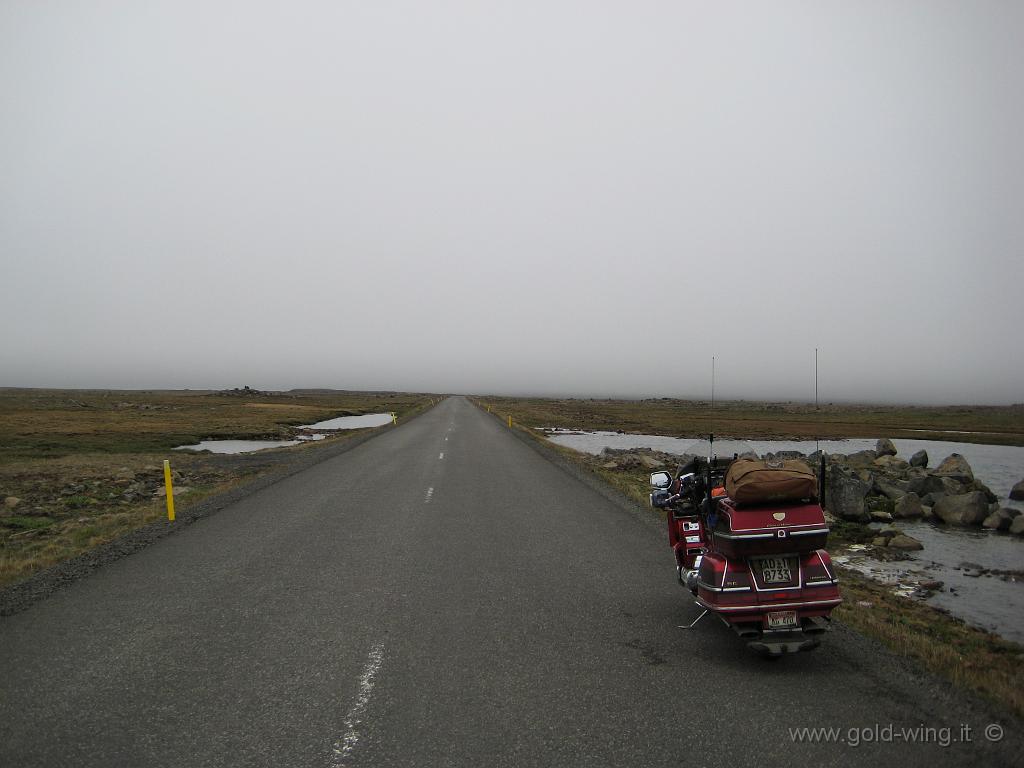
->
[802,616,830,635]
[735,626,761,640]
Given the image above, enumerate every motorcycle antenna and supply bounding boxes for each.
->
[814,348,819,454]
[709,355,715,462]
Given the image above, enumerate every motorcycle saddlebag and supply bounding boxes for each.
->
[725,458,818,506]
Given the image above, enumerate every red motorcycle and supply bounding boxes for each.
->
[650,452,841,656]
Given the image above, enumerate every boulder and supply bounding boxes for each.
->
[905,467,929,495]
[866,496,895,520]
[933,453,975,484]
[4,496,20,509]
[874,477,910,501]
[921,505,934,521]
[981,512,1003,530]
[874,455,909,471]
[772,450,806,460]
[875,438,898,457]
[982,508,1019,531]
[845,450,878,469]
[825,465,871,523]
[637,454,663,470]
[920,474,965,498]
[894,492,924,519]
[971,479,998,504]
[1010,480,1024,501]
[1011,516,1024,536]
[888,534,924,551]
[877,525,901,539]
[909,450,929,468]
[933,491,991,526]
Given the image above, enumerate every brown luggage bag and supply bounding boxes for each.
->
[724,457,818,505]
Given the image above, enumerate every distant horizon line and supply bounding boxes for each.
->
[1,385,1020,410]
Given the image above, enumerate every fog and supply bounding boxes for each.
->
[2,2,1022,404]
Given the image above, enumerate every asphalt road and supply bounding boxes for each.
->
[1,397,1019,767]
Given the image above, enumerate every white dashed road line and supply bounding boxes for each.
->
[424,487,434,504]
[330,641,385,767]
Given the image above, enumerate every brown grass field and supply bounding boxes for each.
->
[0,388,434,588]
[475,396,1024,445]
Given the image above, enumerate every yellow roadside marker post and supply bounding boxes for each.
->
[392,412,397,424]
[508,415,512,428]
[163,460,176,522]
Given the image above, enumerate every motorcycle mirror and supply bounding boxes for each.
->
[650,471,672,489]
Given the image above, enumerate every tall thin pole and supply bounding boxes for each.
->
[710,356,715,461]
[814,348,819,454]
[815,348,819,410]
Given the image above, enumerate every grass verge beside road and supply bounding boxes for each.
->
[473,396,1024,721]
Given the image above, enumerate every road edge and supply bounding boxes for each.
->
[468,398,663,532]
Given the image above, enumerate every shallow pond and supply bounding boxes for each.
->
[301,413,394,430]
[174,434,327,454]
[836,521,1024,644]
[174,439,305,454]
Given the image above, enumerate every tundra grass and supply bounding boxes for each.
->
[0,478,233,587]
[474,400,1024,722]
[0,389,432,461]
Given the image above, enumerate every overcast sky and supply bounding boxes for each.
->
[2,2,1022,404]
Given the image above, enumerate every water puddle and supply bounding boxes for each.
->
[174,439,305,454]
[835,521,1024,643]
[300,414,394,430]
[172,412,395,453]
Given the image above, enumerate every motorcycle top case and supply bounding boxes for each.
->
[724,458,818,506]
[712,498,829,557]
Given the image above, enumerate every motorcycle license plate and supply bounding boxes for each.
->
[760,557,792,584]
[766,610,798,629]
